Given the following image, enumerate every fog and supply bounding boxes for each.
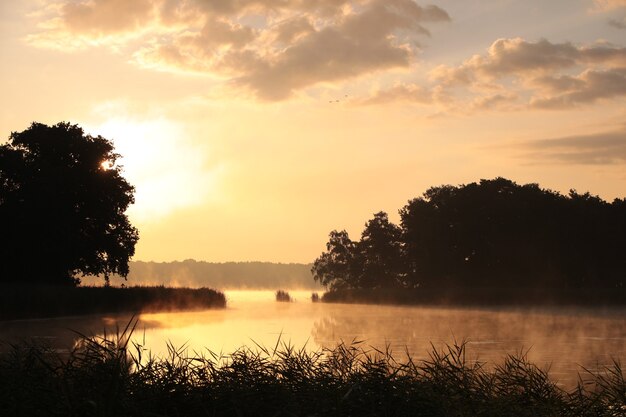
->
[81,261,321,290]
[2,290,623,389]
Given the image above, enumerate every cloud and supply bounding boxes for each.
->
[593,0,626,11]
[469,92,519,111]
[25,0,160,50]
[609,16,626,29]
[427,38,626,111]
[26,0,450,100]
[530,67,626,108]
[61,0,155,35]
[358,37,626,112]
[431,38,626,85]
[235,0,444,100]
[273,16,315,44]
[358,83,435,105]
[518,127,626,165]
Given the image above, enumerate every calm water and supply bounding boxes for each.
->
[1,290,625,388]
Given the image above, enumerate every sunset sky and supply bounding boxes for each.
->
[1,0,625,263]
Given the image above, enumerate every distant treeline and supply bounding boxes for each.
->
[83,261,320,290]
[313,178,626,293]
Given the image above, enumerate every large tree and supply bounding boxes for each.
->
[311,230,359,291]
[314,177,626,292]
[311,212,404,290]
[358,212,404,289]
[0,122,139,286]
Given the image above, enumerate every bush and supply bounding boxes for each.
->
[275,290,292,302]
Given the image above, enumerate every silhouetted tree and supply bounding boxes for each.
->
[312,213,404,290]
[400,178,625,289]
[314,177,626,293]
[357,212,404,289]
[0,122,139,286]
[311,230,359,290]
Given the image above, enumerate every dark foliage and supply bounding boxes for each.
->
[313,178,626,295]
[0,122,139,286]
[0,285,226,320]
[275,289,292,302]
[0,325,624,417]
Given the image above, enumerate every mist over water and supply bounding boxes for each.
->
[1,290,624,388]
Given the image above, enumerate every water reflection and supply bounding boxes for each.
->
[311,304,626,386]
[1,290,624,388]
[0,314,140,352]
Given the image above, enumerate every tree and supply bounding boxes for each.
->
[0,122,139,286]
[311,213,405,290]
[357,212,404,289]
[313,177,626,293]
[311,230,359,290]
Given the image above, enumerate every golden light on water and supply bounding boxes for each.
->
[125,291,626,388]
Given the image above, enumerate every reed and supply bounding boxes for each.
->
[0,284,226,320]
[0,320,623,417]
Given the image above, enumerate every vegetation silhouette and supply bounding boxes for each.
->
[1,322,624,416]
[0,285,226,320]
[275,289,292,302]
[313,178,626,303]
[0,122,138,286]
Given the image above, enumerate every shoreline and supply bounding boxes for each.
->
[320,287,626,307]
[0,285,226,320]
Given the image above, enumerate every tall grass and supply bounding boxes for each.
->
[1,319,624,417]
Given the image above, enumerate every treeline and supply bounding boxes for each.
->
[312,178,626,293]
[82,261,320,290]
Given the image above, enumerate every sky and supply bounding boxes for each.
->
[1,0,625,263]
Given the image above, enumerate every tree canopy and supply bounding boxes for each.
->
[312,178,626,292]
[0,122,139,286]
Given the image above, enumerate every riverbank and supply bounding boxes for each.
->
[321,287,626,306]
[0,326,622,417]
[0,285,226,320]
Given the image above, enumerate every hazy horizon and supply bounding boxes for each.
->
[2,0,625,263]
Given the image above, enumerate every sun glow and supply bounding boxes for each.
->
[87,117,224,223]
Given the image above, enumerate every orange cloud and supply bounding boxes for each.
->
[530,68,626,108]
[363,38,626,112]
[430,38,626,109]
[431,38,626,85]
[357,83,436,105]
[62,0,156,35]
[593,0,626,11]
[27,0,449,100]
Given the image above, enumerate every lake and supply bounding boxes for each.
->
[1,290,625,388]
